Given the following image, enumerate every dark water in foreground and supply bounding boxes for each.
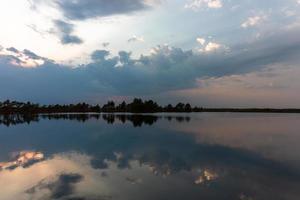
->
[0,113,300,200]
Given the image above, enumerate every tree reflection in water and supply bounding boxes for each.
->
[0,113,191,127]
[0,114,300,200]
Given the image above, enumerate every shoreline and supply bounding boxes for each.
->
[2,108,300,115]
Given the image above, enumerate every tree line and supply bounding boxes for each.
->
[0,99,195,114]
[1,99,300,114]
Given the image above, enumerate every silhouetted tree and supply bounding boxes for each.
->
[184,104,192,112]
[116,101,127,112]
[102,101,115,112]
[2,98,297,115]
[175,103,185,112]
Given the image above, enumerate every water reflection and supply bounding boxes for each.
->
[26,173,85,200]
[0,151,44,170]
[0,114,191,127]
[0,114,299,200]
[0,114,39,126]
[194,169,218,185]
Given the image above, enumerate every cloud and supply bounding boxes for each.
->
[196,37,206,45]
[183,62,300,107]
[91,50,111,61]
[0,28,299,103]
[200,42,223,52]
[128,35,145,43]
[52,20,83,45]
[6,47,19,53]
[185,0,223,10]
[27,24,46,37]
[241,15,265,28]
[196,37,225,53]
[102,42,110,48]
[0,47,47,68]
[54,0,158,20]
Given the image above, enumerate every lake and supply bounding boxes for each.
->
[0,113,300,200]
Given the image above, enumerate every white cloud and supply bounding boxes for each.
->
[207,0,222,8]
[241,15,264,28]
[185,0,223,10]
[128,35,145,43]
[196,37,206,45]
[150,44,172,55]
[197,36,226,53]
[201,42,222,52]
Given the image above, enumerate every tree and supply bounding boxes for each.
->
[184,103,192,112]
[102,101,115,112]
[175,103,185,112]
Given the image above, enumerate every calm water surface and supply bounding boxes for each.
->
[0,113,300,200]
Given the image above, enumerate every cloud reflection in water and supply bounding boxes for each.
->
[0,114,300,200]
[0,151,44,170]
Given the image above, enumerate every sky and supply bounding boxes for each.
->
[0,0,300,107]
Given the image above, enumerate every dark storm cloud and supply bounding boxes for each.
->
[53,20,83,45]
[55,0,154,20]
[0,28,300,103]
